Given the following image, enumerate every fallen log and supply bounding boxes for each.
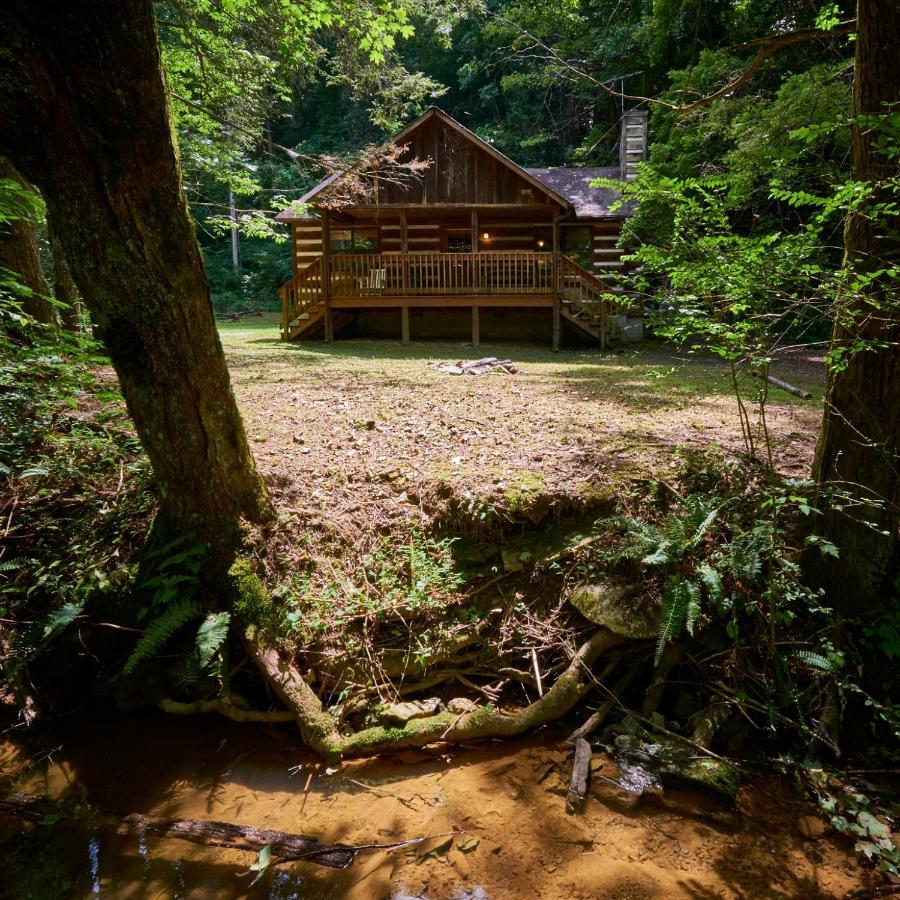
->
[0,792,429,870]
[751,371,812,400]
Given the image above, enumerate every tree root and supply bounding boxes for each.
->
[156,695,295,723]
[246,629,625,759]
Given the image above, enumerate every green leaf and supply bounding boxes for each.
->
[196,611,231,669]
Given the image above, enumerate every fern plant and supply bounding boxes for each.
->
[122,596,202,675]
[121,537,209,675]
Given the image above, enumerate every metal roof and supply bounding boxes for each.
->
[525,167,632,219]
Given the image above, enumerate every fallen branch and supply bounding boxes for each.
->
[751,371,812,400]
[246,628,624,759]
[0,792,432,870]
[566,737,592,814]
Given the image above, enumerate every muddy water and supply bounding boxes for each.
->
[0,709,869,899]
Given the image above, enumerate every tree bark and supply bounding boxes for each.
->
[47,212,81,332]
[0,1,273,580]
[811,0,900,613]
[0,156,55,325]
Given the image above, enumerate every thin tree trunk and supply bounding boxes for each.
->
[0,0,272,581]
[811,0,900,613]
[47,212,81,332]
[0,156,54,325]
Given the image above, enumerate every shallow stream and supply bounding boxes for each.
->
[0,708,868,898]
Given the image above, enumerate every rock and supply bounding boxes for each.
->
[381,698,443,724]
[501,548,525,572]
[447,697,479,714]
[447,848,470,880]
[797,815,827,839]
[612,734,742,800]
[569,580,655,638]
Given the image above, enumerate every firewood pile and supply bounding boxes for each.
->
[432,356,518,376]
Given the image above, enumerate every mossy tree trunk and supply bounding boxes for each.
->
[0,0,273,581]
[811,0,900,613]
[0,156,55,325]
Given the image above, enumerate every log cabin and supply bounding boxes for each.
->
[276,107,647,348]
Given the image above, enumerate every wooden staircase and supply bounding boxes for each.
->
[279,259,352,340]
[558,254,625,349]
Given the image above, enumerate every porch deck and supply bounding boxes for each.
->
[279,250,629,348]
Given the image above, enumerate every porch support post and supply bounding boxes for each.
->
[553,299,560,351]
[321,214,332,342]
[472,305,480,348]
[401,304,410,345]
[552,213,561,351]
[471,209,479,291]
[400,210,408,293]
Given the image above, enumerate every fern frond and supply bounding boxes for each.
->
[689,505,720,549]
[656,575,690,664]
[684,580,702,636]
[196,611,231,669]
[697,561,724,603]
[794,650,838,673]
[122,598,201,675]
[642,540,672,567]
[0,557,29,573]
[40,601,85,640]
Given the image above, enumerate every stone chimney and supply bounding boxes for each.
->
[619,109,648,181]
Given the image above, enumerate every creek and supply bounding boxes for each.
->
[0,707,867,898]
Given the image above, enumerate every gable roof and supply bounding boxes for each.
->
[277,107,573,219]
[526,167,632,219]
[277,107,633,220]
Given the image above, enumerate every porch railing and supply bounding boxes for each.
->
[327,251,555,298]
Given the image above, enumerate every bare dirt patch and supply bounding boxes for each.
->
[221,317,824,519]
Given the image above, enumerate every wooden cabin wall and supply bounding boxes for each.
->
[293,221,323,274]
[376,117,561,209]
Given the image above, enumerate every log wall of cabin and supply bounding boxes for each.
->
[292,221,323,275]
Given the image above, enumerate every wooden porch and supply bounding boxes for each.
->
[279,249,623,347]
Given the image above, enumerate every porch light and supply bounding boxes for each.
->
[537,239,545,247]
[482,231,491,241]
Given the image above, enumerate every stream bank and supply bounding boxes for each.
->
[0,707,871,899]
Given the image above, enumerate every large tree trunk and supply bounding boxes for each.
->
[0,156,55,325]
[47,213,81,333]
[0,1,273,580]
[811,0,900,613]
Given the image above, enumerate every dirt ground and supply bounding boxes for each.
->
[220,316,825,524]
[2,709,873,899]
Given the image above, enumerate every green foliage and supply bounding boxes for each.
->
[122,597,202,675]
[196,611,231,670]
[121,538,205,675]
[279,529,462,639]
[229,558,275,628]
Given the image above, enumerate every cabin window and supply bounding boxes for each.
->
[445,230,472,253]
[561,227,592,269]
[330,228,379,253]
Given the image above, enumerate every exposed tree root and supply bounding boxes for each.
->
[156,695,295,723]
[246,629,625,759]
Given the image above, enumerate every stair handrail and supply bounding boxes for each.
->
[279,257,324,336]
